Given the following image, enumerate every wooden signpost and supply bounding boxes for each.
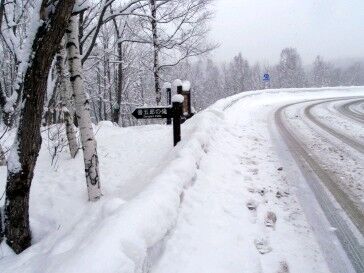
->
[132,79,193,146]
[132,107,172,119]
[175,80,192,121]
[132,98,183,146]
[164,82,172,125]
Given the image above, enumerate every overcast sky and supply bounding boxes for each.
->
[209,0,364,65]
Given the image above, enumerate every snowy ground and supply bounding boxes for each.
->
[0,87,363,273]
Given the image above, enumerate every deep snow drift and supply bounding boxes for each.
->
[0,87,363,273]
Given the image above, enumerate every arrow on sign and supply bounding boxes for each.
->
[132,107,172,119]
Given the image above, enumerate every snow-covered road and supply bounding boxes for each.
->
[0,87,363,273]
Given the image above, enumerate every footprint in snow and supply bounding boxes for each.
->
[277,261,290,273]
[276,191,289,199]
[246,200,258,211]
[254,238,272,254]
[258,188,266,196]
[246,199,258,223]
[264,211,277,229]
[249,168,259,175]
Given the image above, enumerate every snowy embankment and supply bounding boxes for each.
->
[0,87,363,273]
[0,100,227,272]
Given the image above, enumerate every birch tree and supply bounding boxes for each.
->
[4,0,75,254]
[56,42,79,158]
[66,14,102,201]
[149,0,161,104]
[135,0,215,104]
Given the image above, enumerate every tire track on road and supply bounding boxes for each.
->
[336,99,364,123]
[305,99,364,154]
[275,99,364,273]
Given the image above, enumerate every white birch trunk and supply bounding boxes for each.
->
[0,143,6,166]
[150,0,161,105]
[66,15,102,201]
[57,42,79,158]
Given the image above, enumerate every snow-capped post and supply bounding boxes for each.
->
[173,79,183,95]
[172,94,184,146]
[173,79,184,124]
[164,82,172,125]
[182,80,192,118]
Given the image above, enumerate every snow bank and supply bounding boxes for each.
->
[0,96,230,273]
[97,120,114,127]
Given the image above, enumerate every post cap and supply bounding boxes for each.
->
[173,79,183,87]
[163,82,172,89]
[182,81,191,92]
[172,94,184,103]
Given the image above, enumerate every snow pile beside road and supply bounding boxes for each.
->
[0,103,227,273]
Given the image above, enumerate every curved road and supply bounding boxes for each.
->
[336,99,364,123]
[275,97,364,273]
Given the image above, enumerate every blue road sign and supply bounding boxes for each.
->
[263,73,270,82]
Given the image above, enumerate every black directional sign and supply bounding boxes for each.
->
[132,107,172,119]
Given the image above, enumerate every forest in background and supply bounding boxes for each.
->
[1,1,363,128]
[171,50,364,111]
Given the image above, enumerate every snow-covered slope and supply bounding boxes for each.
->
[0,102,225,273]
[0,87,363,273]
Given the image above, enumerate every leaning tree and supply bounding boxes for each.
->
[4,0,75,254]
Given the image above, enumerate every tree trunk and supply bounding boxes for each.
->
[78,10,84,55]
[66,14,102,201]
[112,16,123,125]
[0,1,7,127]
[0,143,6,166]
[4,0,75,254]
[0,0,5,30]
[97,62,103,121]
[103,42,110,121]
[107,56,112,122]
[114,41,123,124]
[150,0,161,105]
[56,42,79,158]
